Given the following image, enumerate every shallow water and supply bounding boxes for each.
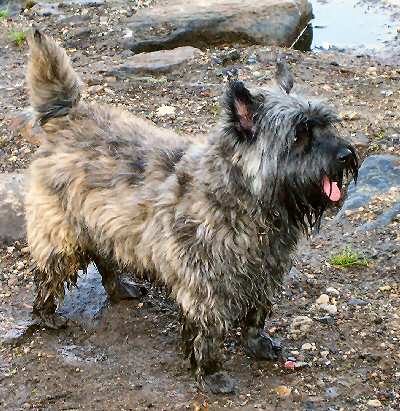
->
[295,0,398,53]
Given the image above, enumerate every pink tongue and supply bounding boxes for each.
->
[323,176,341,202]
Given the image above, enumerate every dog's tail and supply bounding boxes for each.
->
[27,29,82,125]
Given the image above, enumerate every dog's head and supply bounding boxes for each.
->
[221,60,358,232]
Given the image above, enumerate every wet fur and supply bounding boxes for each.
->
[25,30,358,391]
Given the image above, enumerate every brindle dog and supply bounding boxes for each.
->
[25,30,358,393]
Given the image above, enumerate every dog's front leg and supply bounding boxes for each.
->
[242,305,282,360]
[182,320,235,394]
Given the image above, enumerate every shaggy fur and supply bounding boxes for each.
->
[25,30,358,393]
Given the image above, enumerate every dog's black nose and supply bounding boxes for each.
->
[337,147,353,163]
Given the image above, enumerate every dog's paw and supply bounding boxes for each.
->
[33,312,68,330]
[110,276,147,302]
[245,331,282,360]
[201,371,235,394]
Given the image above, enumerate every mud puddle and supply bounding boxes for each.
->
[295,0,398,55]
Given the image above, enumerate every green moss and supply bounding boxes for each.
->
[9,30,27,47]
[330,248,369,268]
[0,9,9,20]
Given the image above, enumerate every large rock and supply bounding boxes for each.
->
[108,46,202,78]
[123,0,313,53]
[0,173,25,243]
[338,155,400,230]
[0,0,24,16]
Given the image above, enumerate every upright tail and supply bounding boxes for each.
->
[27,29,82,125]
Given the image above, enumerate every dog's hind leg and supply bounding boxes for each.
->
[242,304,282,360]
[91,254,146,302]
[26,181,88,329]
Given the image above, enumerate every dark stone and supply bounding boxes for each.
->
[348,298,368,306]
[122,0,313,53]
[338,155,400,229]
[107,47,201,78]
[314,315,336,325]
[212,49,241,65]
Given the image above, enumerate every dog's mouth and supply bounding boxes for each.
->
[322,175,342,202]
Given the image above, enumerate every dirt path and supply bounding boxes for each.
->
[0,1,399,410]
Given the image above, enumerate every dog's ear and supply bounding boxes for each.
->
[276,57,294,94]
[225,80,260,142]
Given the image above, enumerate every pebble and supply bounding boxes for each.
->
[294,361,309,369]
[366,66,377,75]
[289,315,313,339]
[316,294,330,305]
[274,385,292,397]
[348,298,368,306]
[156,105,176,117]
[284,360,296,369]
[319,303,338,315]
[326,287,339,296]
[367,399,382,408]
[301,342,313,351]
[320,350,329,358]
[16,262,25,270]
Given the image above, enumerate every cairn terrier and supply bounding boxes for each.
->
[25,30,358,393]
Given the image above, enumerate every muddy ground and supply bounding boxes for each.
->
[0,1,399,410]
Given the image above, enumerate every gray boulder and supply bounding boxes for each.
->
[108,46,202,78]
[123,0,313,52]
[0,173,25,243]
[338,155,400,230]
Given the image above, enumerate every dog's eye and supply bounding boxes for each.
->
[294,122,311,146]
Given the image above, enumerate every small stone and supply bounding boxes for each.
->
[301,342,313,351]
[320,350,329,358]
[379,285,391,292]
[21,247,30,254]
[294,361,309,369]
[339,111,360,121]
[289,315,313,339]
[326,287,339,296]
[316,294,330,305]
[156,105,176,117]
[274,385,292,397]
[348,298,368,306]
[16,261,25,270]
[319,304,338,315]
[284,360,296,369]
[367,399,382,408]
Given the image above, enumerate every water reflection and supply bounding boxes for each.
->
[293,0,397,53]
